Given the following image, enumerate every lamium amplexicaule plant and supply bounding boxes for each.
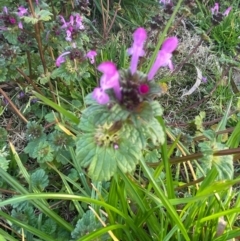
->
[1,0,240,240]
[76,27,178,181]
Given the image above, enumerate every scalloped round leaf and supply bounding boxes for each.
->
[198,142,233,180]
[88,147,117,181]
[146,118,165,145]
[76,134,97,167]
[78,113,98,132]
[131,101,153,127]
[121,124,146,149]
[78,104,110,131]
[30,169,49,191]
[108,104,130,122]
[150,101,163,117]
[115,140,141,173]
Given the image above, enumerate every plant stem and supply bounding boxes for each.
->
[147,147,240,167]
[0,88,28,124]
[27,0,57,103]
[16,68,43,94]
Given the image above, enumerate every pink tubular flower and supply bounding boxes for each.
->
[127,27,147,74]
[211,2,219,15]
[18,21,23,29]
[59,15,68,28]
[211,3,232,17]
[55,51,70,67]
[18,6,28,17]
[75,14,84,30]
[98,62,121,100]
[92,87,110,105]
[92,62,121,104]
[65,29,72,41]
[148,37,178,81]
[69,15,74,26]
[223,6,232,16]
[85,50,97,64]
[3,6,8,14]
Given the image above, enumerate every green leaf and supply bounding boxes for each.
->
[2,30,18,45]
[122,123,146,149]
[88,147,117,181]
[51,64,78,84]
[0,67,7,82]
[150,100,163,117]
[11,205,37,231]
[23,16,39,24]
[24,136,46,158]
[32,141,54,163]
[71,210,105,239]
[115,139,140,173]
[130,101,153,127]
[0,127,8,149]
[41,219,57,235]
[0,148,10,172]
[198,141,233,180]
[30,169,49,191]
[195,111,206,132]
[145,149,160,163]
[76,133,97,168]
[37,9,53,22]
[146,118,165,145]
[76,128,142,181]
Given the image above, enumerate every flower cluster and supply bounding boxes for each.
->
[55,48,97,67]
[1,6,28,29]
[59,14,84,42]
[92,27,178,106]
[211,3,232,24]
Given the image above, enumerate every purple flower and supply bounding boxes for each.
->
[85,50,97,64]
[211,2,219,14]
[92,62,121,104]
[223,7,232,16]
[148,37,178,80]
[3,6,8,14]
[31,98,39,103]
[59,15,68,28]
[159,0,171,4]
[55,51,70,67]
[211,3,232,17]
[202,76,207,83]
[127,27,147,74]
[92,87,110,105]
[65,29,72,41]
[9,17,16,24]
[75,14,84,30]
[98,62,121,100]
[18,21,23,29]
[69,15,74,26]
[18,91,25,99]
[18,6,28,17]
